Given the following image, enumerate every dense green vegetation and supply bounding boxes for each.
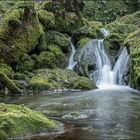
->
[0,0,140,139]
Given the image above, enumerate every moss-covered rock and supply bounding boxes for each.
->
[38,9,55,29]
[40,0,84,33]
[48,44,66,68]
[0,1,15,14]
[124,30,140,90]
[28,68,97,91]
[0,103,57,139]
[0,63,14,79]
[36,51,56,69]
[69,76,96,90]
[14,72,29,81]
[74,37,90,62]
[46,30,71,53]
[0,72,22,95]
[72,25,98,45]
[0,1,46,64]
[16,54,35,72]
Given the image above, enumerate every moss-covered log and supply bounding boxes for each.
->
[0,72,22,95]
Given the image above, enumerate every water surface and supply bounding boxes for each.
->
[1,87,140,140]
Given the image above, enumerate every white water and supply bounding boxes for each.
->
[89,39,113,86]
[100,28,110,37]
[89,29,130,88]
[113,47,129,85]
[67,39,77,70]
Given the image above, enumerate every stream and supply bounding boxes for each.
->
[1,86,140,140]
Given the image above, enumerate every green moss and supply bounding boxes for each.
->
[28,68,97,91]
[124,30,140,90]
[0,103,57,139]
[83,0,139,23]
[104,33,124,51]
[36,51,56,69]
[0,63,14,79]
[46,30,70,53]
[69,76,96,90]
[74,37,90,62]
[48,44,66,68]
[72,25,98,44]
[0,72,22,95]
[28,76,57,91]
[77,37,90,48]
[38,10,55,29]
[14,72,29,80]
[41,0,84,33]
[0,1,14,14]
[54,12,83,34]
[0,1,46,64]
[16,54,35,72]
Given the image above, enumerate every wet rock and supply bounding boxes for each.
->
[28,68,97,91]
[62,112,88,120]
[0,103,58,139]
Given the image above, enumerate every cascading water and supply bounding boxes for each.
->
[67,38,77,70]
[88,39,114,86]
[90,40,129,87]
[78,28,129,88]
[100,28,110,37]
[113,47,129,85]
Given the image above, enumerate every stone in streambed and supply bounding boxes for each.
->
[0,103,58,139]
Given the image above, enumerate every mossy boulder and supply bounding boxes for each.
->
[105,11,140,45]
[69,76,96,90]
[124,30,140,90]
[16,54,35,72]
[36,51,56,69]
[40,0,84,33]
[0,1,46,65]
[46,30,71,53]
[0,72,22,95]
[72,25,98,45]
[38,10,55,29]
[0,63,14,79]
[0,103,57,139]
[28,68,97,91]
[14,72,29,81]
[0,1,15,14]
[48,44,66,68]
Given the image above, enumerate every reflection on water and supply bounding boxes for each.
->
[1,87,140,140]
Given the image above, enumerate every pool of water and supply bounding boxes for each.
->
[1,86,140,140]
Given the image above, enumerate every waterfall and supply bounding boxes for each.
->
[113,47,129,85]
[78,28,130,88]
[100,28,110,37]
[67,39,77,70]
[89,39,113,86]
[89,40,129,87]
[90,40,129,87]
